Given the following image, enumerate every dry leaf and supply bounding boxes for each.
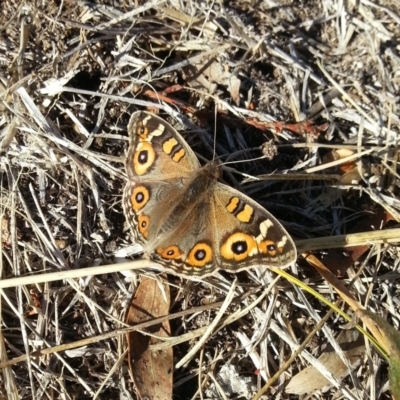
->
[1,218,11,247]
[184,58,241,104]
[126,276,173,400]
[285,330,364,395]
[322,148,362,184]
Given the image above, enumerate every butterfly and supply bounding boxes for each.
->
[123,111,296,278]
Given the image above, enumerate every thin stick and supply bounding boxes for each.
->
[0,259,152,289]
[1,229,399,289]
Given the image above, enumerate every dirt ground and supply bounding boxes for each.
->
[0,1,399,399]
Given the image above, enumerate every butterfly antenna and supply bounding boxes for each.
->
[212,106,218,162]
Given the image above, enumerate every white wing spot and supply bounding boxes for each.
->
[257,219,273,242]
[249,247,258,257]
[142,115,152,124]
[148,123,165,140]
[277,235,288,249]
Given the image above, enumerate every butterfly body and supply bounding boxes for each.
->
[123,111,296,278]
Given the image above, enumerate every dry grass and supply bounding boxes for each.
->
[0,1,399,399]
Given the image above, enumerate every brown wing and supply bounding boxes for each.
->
[149,178,297,278]
[124,111,200,247]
